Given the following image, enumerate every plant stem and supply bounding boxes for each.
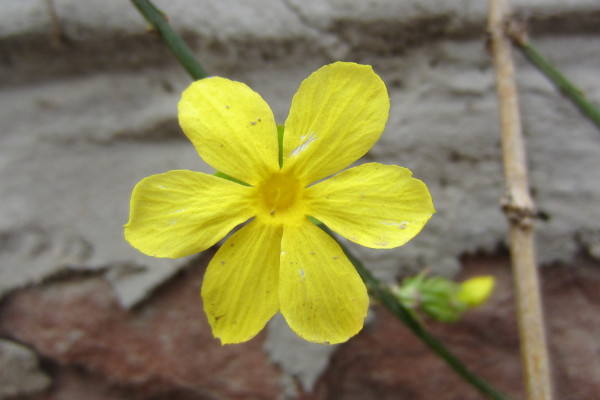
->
[510,32,600,131]
[45,0,65,47]
[488,1,553,400]
[321,226,512,400]
[130,0,208,80]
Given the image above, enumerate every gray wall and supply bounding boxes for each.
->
[1,0,599,397]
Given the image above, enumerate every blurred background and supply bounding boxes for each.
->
[0,1,599,399]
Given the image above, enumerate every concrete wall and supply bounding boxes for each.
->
[1,1,599,398]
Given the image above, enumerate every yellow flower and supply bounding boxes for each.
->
[457,276,495,307]
[124,62,435,345]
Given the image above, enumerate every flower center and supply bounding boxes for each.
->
[254,171,305,225]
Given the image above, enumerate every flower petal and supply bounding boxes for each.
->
[202,221,282,344]
[125,170,254,258]
[282,62,389,183]
[179,77,279,186]
[279,220,369,344]
[306,163,435,249]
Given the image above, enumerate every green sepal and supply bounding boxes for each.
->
[214,171,250,186]
[394,272,469,323]
[277,124,284,168]
[308,216,324,226]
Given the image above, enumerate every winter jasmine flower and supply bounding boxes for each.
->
[125,62,435,344]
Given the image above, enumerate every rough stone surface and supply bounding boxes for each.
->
[0,339,51,399]
[310,254,600,400]
[0,251,282,400]
[2,253,599,399]
[1,0,600,396]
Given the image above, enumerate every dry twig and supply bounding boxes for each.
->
[45,0,66,47]
[488,1,553,399]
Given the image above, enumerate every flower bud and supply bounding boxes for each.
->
[457,276,495,308]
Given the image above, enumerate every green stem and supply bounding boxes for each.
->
[514,38,600,131]
[321,225,512,400]
[130,0,208,80]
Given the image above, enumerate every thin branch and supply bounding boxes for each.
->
[321,226,512,400]
[130,0,208,80]
[488,1,553,400]
[509,27,600,131]
[45,0,66,47]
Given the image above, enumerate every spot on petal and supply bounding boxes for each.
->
[289,132,317,158]
[381,220,408,229]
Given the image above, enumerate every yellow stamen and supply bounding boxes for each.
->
[254,171,306,225]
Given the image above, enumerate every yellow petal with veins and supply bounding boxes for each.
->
[202,220,282,344]
[179,77,279,186]
[282,62,389,184]
[279,220,369,344]
[125,170,254,258]
[306,163,434,249]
